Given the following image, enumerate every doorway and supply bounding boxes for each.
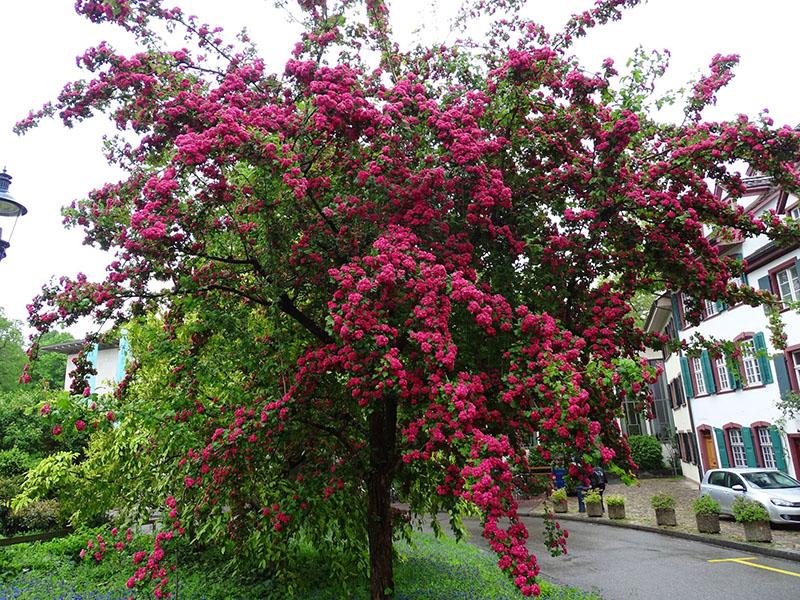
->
[701,430,718,470]
[788,434,800,479]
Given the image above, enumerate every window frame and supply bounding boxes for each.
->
[691,356,708,395]
[739,338,763,387]
[727,428,748,468]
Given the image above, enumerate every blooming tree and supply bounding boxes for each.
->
[19,0,800,597]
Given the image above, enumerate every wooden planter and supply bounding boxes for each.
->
[586,502,603,517]
[553,499,568,514]
[695,513,720,534]
[608,504,625,520]
[743,520,772,543]
[655,508,676,526]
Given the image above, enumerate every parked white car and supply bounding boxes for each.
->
[700,468,800,524]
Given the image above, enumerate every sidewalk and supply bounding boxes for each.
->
[523,476,800,556]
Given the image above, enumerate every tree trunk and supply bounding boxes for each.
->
[367,395,397,600]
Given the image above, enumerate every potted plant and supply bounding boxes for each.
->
[651,493,676,526]
[551,488,568,513]
[606,495,625,520]
[693,494,721,534]
[732,497,772,543]
[584,490,603,517]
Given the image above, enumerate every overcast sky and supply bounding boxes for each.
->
[1,1,798,339]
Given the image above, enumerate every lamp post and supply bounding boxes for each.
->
[0,169,27,262]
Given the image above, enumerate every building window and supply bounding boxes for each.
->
[775,264,800,304]
[728,428,747,468]
[692,357,707,395]
[715,357,731,391]
[740,339,763,386]
[791,351,800,390]
[704,300,719,317]
[789,206,800,220]
[757,428,776,469]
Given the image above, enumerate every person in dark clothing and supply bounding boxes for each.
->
[589,466,608,509]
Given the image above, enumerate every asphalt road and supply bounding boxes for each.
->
[448,516,800,600]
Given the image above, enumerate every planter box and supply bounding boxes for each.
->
[743,520,772,543]
[655,507,676,526]
[695,513,720,534]
[607,504,625,520]
[553,499,568,514]
[586,502,603,517]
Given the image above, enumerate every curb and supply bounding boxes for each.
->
[525,512,800,563]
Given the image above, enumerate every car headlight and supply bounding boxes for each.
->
[770,498,800,507]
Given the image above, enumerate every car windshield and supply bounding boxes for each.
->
[741,471,800,489]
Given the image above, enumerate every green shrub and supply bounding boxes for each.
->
[628,435,664,471]
[732,497,770,523]
[584,490,602,505]
[0,447,35,476]
[550,488,567,502]
[606,495,625,507]
[693,494,720,515]
[650,493,675,510]
[4,499,61,534]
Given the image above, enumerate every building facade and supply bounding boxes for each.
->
[42,334,130,395]
[644,175,800,483]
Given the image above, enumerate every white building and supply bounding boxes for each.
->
[42,334,130,395]
[645,174,800,484]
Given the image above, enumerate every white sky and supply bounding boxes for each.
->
[1,1,799,337]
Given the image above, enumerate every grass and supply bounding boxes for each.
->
[0,530,601,600]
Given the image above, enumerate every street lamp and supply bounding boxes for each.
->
[0,169,27,262]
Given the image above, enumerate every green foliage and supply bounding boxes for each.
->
[3,499,62,535]
[550,488,567,502]
[628,435,664,471]
[732,497,770,523]
[692,494,720,515]
[0,309,26,392]
[0,447,36,476]
[584,490,602,505]
[650,493,675,510]
[605,495,625,508]
[0,531,602,600]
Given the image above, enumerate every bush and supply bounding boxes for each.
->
[628,435,664,471]
[584,490,602,505]
[732,497,770,523]
[693,494,720,515]
[3,499,61,535]
[0,447,36,476]
[606,495,625,507]
[650,493,675,510]
[550,488,567,502]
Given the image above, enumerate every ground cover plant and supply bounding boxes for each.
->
[0,530,600,600]
[15,0,800,598]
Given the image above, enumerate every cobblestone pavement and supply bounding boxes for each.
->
[522,476,800,555]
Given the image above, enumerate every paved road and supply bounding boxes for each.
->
[449,516,800,600]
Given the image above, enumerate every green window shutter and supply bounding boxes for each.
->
[726,354,742,389]
[769,427,788,473]
[670,294,682,331]
[773,354,791,399]
[679,356,694,399]
[757,275,772,315]
[741,427,758,467]
[715,300,725,313]
[753,332,774,384]
[700,350,716,394]
[732,253,748,287]
[714,428,730,468]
